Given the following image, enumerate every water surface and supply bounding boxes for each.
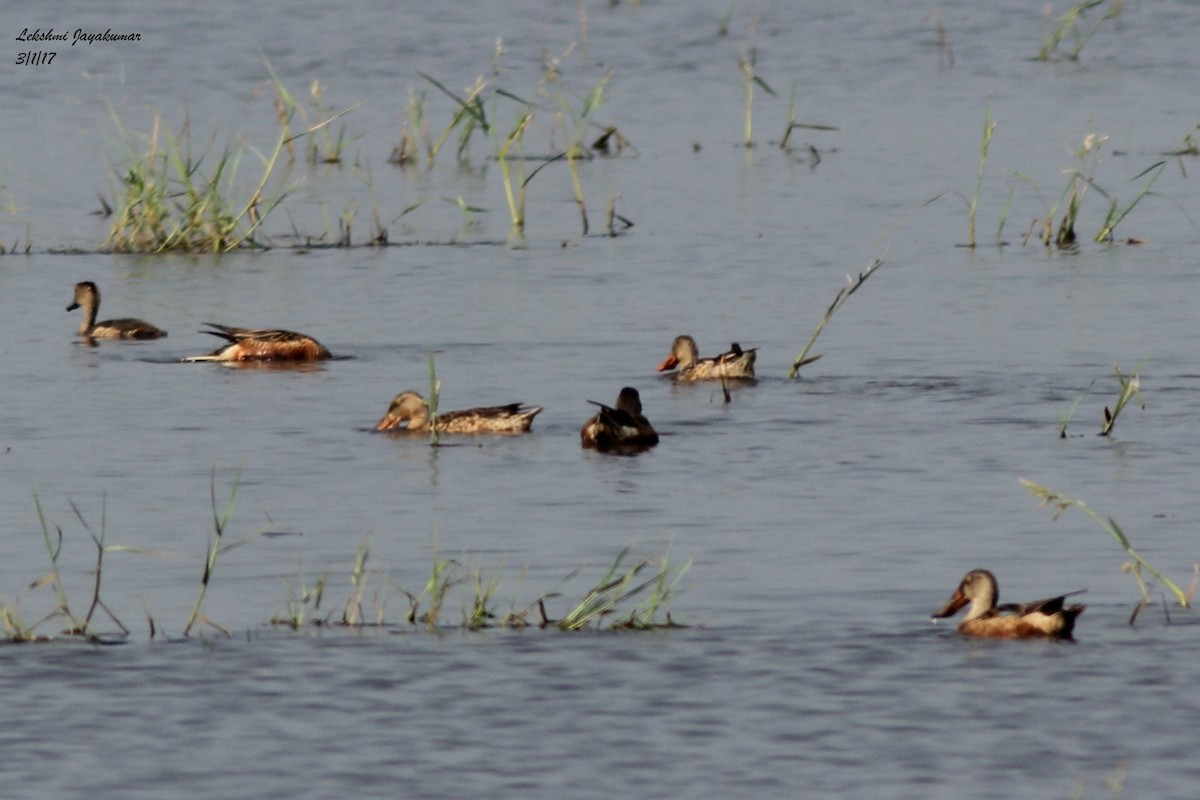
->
[2,1,1199,797]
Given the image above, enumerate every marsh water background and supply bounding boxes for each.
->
[3,1,1200,797]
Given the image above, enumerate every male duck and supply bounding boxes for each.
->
[656,335,756,381]
[183,322,331,362]
[375,390,542,434]
[581,386,659,452]
[66,281,167,340]
[932,569,1086,639]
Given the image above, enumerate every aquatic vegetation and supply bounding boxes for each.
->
[777,80,838,156]
[1013,131,1172,247]
[2,496,133,643]
[1036,0,1124,62]
[788,259,884,378]
[923,9,954,69]
[737,34,776,148]
[102,58,372,253]
[1094,161,1167,243]
[965,104,996,249]
[1017,131,1106,248]
[427,351,442,445]
[1099,363,1143,436]
[1022,480,1194,617]
[103,108,295,253]
[0,186,32,254]
[549,70,613,236]
[420,70,532,243]
[322,545,688,633]
[302,80,355,165]
[273,570,330,630]
[400,554,464,630]
[1056,380,1094,438]
[183,469,270,637]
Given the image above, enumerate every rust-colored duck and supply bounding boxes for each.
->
[932,569,1085,639]
[375,390,542,434]
[581,386,659,452]
[67,281,167,340]
[656,335,756,381]
[183,323,330,362]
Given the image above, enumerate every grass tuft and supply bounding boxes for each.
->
[1021,479,1192,613]
[1036,0,1124,62]
[1099,363,1143,436]
[788,259,884,378]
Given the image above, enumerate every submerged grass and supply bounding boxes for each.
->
[104,108,295,253]
[1012,130,1174,249]
[965,104,996,248]
[1057,380,1094,438]
[2,496,147,643]
[1022,479,1193,615]
[1099,363,1143,436]
[5,483,689,644]
[1036,0,1124,62]
[788,259,884,378]
[103,58,372,253]
[737,37,776,148]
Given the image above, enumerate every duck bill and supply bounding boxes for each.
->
[374,415,400,431]
[932,590,968,619]
[66,302,80,312]
[656,354,679,372]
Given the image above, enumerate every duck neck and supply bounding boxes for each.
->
[963,589,997,621]
[408,403,432,431]
[77,295,99,336]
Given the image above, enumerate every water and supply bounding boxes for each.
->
[3,1,1200,797]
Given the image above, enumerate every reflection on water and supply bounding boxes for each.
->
[3,0,1200,797]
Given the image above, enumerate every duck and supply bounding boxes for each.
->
[66,281,167,340]
[183,322,331,362]
[581,386,659,451]
[375,390,542,434]
[656,335,756,381]
[931,569,1086,639]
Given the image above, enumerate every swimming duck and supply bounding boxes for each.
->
[581,386,659,451]
[375,390,542,434]
[656,335,756,381]
[183,323,331,362]
[932,569,1086,639]
[66,281,167,340]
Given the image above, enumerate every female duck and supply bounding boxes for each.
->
[581,386,659,451]
[656,335,756,381]
[183,323,330,362]
[66,281,167,340]
[375,390,542,434]
[932,569,1085,639]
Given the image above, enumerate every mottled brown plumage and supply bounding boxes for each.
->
[581,386,659,452]
[656,335,756,381]
[183,322,330,362]
[67,281,167,340]
[932,569,1085,639]
[375,390,542,434]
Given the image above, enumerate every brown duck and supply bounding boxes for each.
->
[581,386,659,451]
[656,335,756,381]
[183,323,330,362]
[932,569,1086,639]
[375,390,542,434]
[67,281,167,340]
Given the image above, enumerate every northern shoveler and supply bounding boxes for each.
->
[581,386,659,451]
[656,335,756,381]
[375,390,542,434]
[183,322,331,362]
[66,281,167,340]
[932,569,1086,639]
